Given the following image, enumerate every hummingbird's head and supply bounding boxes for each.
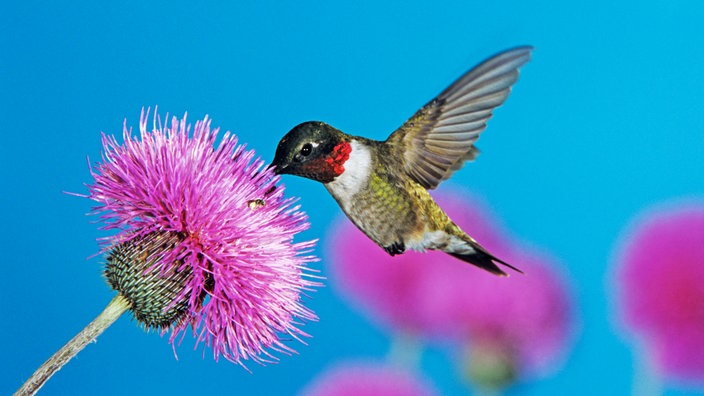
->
[271,121,352,183]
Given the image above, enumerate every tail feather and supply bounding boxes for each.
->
[448,249,522,276]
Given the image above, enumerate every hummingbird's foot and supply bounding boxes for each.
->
[384,241,405,256]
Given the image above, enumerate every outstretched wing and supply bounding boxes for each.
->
[387,46,532,189]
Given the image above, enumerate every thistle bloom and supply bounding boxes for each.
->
[328,192,512,339]
[299,361,438,396]
[455,247,574,386]
[16,110,320,396]
[616,203,704,384]
[328,191,574,386]
[88,109,319,364]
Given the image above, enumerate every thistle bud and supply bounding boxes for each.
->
[463,341,517,391]
[105,231,193,329]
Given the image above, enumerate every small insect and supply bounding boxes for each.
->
[264,185,277,197]
[247,199,266,210]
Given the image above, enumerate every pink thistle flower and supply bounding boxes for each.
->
[327,190,574,382]
[455,247,574,383]
[299,361,438,396]
[616,203,704,383]
[86,109,319,365]
[327,192,512,339]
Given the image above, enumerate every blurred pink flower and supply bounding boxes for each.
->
[327,190,574,379]
[327,192,511,338]
[455,247,574,381]
[616,203,704,383]
[299,361,438,396]
[86,109,319,365]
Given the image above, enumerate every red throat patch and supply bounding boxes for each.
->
[325,142,352,176]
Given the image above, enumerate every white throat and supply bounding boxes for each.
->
[325,140,371,210]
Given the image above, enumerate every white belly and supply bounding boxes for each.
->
[405,229,475,254]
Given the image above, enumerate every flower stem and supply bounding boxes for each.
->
[14,295,130,396]
[387,331,423,369]
[632,342,662,396]
[473,386,504,396]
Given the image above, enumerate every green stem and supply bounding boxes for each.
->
[632,342,662,396]
[14,295,130,396]
[387,331,423,369]
[473,386,503,396]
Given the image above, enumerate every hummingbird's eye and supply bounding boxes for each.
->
[300,143,313,157]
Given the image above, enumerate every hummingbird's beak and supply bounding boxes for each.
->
[269,148,291,175]
[269,162,287,175]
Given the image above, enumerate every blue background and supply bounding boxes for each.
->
[2,1,703,395]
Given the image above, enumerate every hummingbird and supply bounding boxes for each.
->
[271,46,532,276]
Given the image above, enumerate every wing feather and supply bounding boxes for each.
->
[386,46,532,189]
[437,108,496,126]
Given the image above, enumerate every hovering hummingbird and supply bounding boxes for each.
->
[271,46,532,276]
